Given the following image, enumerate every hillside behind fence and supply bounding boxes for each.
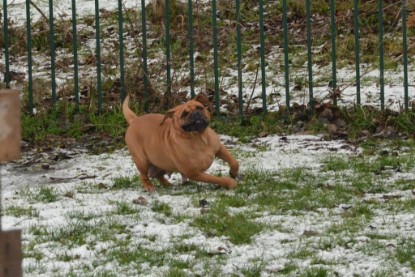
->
[1,0,414,116]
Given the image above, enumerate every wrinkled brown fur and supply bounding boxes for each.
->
[123,95,239,192]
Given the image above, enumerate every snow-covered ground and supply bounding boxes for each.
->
[2,135,415,276]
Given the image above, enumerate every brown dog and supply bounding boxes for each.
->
[123,94,240,192]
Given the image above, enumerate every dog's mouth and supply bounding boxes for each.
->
[181,111,209,132]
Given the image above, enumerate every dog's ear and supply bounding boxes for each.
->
[194,93,212,112]
[161,108,176,125]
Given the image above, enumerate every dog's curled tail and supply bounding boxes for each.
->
[122,94,137,125]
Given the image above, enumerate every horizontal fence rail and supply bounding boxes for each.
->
[0,0,414,115]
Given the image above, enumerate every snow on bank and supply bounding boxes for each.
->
[4,0,150,23]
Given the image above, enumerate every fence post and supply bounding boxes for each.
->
[141,0,149,112]
[187,0,195,99]
[71,0,80,106]
[282,0,290,110]
[353,0,361,106]
[212,0,220,114]
[26,0,34,112]
[2,0,10,88]
[330,0,337,106]
[258,0,267,113]
[402,0,409,111]
[48,0,57,105]
[305,0,314,110]
[118,0,126,102]
[236,0,243,117]
[95,0,102,112]
[378,0,385,110]
[164,0,171,106]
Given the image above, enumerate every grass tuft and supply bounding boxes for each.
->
[192,201,264,245]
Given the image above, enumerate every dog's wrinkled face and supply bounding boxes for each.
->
[179,102,210,132]
[162,98,211,133]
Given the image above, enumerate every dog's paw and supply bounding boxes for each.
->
[144,184,156,193]
[226,178,238,190]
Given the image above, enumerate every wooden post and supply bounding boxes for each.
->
[0,89,23,277]
[0,89,21,162]
[0,231,23,277]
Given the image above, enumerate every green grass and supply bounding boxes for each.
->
[151,200,173,217]
[21,104,127,150]
[300,267,330,277]
[107,245,166,267]
[112,201,138,215]
[20,186,59,203]
[192,199,264,245]
[112,176,139,190]
[397,239,415,270]
[16,73,415,151]
[4,205,39,217]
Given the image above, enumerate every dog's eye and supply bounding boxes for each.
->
[182,111,189,117]
[196,106,204,110]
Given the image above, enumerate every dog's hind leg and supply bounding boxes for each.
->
[216,144,240,178]
[136,164,156,192]
[140,175,156,192]
[155,173,173,187]
[126,134,157,192]
[127,149,156,192]
[148,164,173,187]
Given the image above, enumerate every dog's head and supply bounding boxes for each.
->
[162,94,211,133]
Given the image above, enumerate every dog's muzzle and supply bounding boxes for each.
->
[181,110,209,132]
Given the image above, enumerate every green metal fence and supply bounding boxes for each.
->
[1,0,413,115]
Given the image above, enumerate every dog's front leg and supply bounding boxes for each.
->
[188,172,237,189]
[216,144,240,178]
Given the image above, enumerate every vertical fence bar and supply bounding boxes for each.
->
[378,0,385,110]
[95,0,102,112]
[212,0,220,114]
[282,0,290,109]
[258,0,267,113]
[305,0,314,110]
[26,0,34,112]
[118,0,126,102]
[402,0,409,111]
[236,0,243,117]
[164,0,171,105]
[3,0,10,88]
[48,0,57,104]
[353,0,361,106]
[141,0,149,112]
[187,0,195,98]
[329,0,337,106]
[71,0,80,106]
